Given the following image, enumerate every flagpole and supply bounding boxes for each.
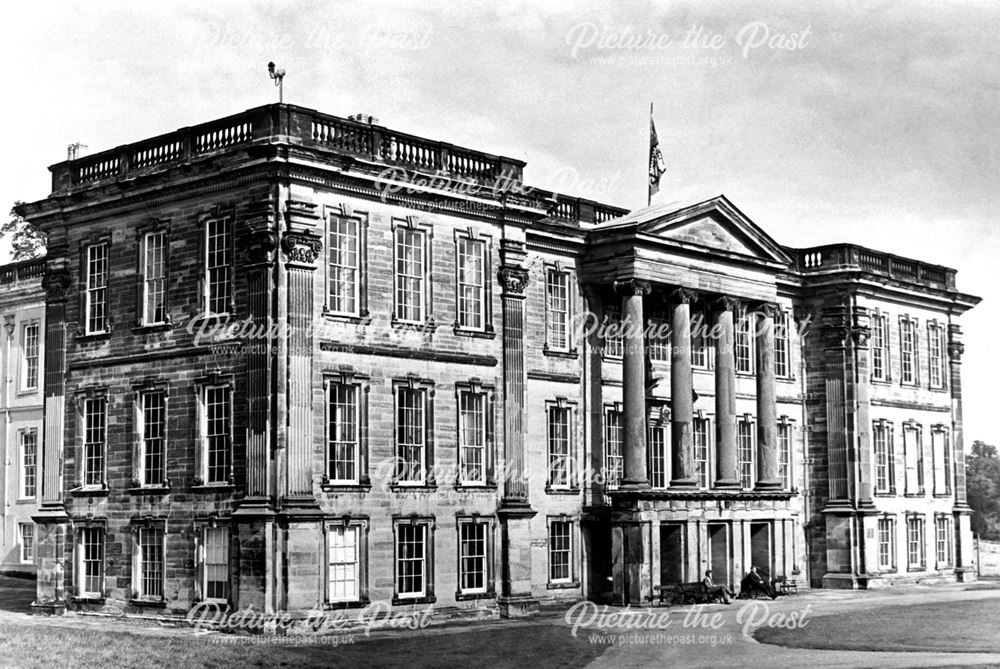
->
[648,102,653,207]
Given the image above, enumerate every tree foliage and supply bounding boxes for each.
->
[1,202,47,261]
[968,440,1000,540]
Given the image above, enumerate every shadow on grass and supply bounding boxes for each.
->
[754,598,1000,653]
[0,618,609,669]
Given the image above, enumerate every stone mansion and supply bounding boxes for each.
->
[17,103,980,618]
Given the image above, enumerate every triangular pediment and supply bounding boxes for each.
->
[615,195,792,266]
[650,213,760,256]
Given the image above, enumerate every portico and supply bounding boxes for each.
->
[580,196,800,604]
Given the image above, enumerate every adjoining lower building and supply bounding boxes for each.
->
[0,259,45,576]
[17,103,980,618]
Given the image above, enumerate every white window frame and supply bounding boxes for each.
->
[545,268,572,352]
[778,420,793,489]
[76,526,105,598]
[138,390,167,488]
[393,224,429,324]
[204,216,233,316]
[548,518,575,585]
[602,306,623,359]
[604,407,623,490]
[903,422,923,495]
[82,396,107,489]
[900,318,919,385]
[395,383,430,485]
[738,417,755,489]
[877,516,896,571]
[932,426,951,496]
[935,515,953,567]
[202,525,230,603]
[735,309,755,374]
[690,309,710,368]
[200,384,232,486]
[649,418,670,489]
[928,322,945,388]
[647,316,670,363]
[84,243,109,335]
[547,402,573,490]
[19,428,38,499]
[142,231,168,325]
[457,388,489,486]
[327,214,361,317]
[907,514,926,570]
[871,312,891,381]
[134,525,165,601]
[21,321,40,391]
[19,523,34,564]
[394,519,433,601]
[327,524,362,603]
[874,420,895,494]
[693,417,710,489]
[456,234,487,331]
[457,518,491,596]
[327,381,361,485]
[774,310,790,377]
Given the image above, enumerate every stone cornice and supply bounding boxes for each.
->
[319,341,498,367]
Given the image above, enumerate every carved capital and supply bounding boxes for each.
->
[613,279,651,297]
[851,326,872,349]
[281,232,322,265]
[242,230,279,264]
[947,341,965,362]
[715,296,741,313]
[497,265,529,296]
[3,315,14,339]
[42,268,72,302]
[758,302,781,319]
[671,287,698,305]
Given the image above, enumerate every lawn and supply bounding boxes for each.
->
[754,598,1000,653]
[0,617,608,669]
[979,539,1000,576]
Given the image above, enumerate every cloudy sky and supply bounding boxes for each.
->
[2,0,997,443]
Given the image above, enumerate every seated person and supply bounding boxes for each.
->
[702,569,733,604]
[740,565,777,599]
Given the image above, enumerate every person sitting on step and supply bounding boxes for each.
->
[740,565,777,600]
[702,569,733,604]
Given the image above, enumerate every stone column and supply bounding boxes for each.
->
[615,279,651,490]
[242,226,278,501]
[714,297,740,488]
[281,231,322,501]
[755,303,781,490]
[850,306,875,509]
[32,264,72,615]
[498,262,530,505]
[496,229,538,617]
[948,325,974,580]
[670,288,698,488]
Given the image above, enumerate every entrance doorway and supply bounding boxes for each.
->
[749,522,773,578]
[659,523,684,584]
[708,523,731,588]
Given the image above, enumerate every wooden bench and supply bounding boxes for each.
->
[776,576,799,596]
[656,582,721,606]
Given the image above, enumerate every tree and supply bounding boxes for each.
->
[967,440,1000,540]
[1,202,46,261]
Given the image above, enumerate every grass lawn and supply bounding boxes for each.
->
[755,598,1000,653]
[0,618,607,669]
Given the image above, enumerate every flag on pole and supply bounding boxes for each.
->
[648,103,666,205]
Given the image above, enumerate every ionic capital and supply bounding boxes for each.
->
[613,279,651,297]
